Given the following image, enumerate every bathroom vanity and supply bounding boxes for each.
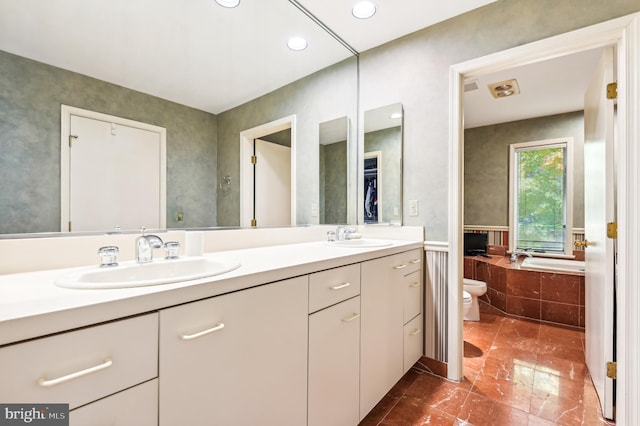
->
[0,234,423,425]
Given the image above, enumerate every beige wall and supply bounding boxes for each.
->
[359,0,640,241]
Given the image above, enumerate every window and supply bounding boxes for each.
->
[509,138,573,255]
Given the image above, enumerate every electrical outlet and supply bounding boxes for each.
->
[176,211,184,222]
[311,203,318,217]
[393,207,399,216]
[409,200,418,217]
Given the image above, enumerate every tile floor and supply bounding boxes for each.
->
[359,303,615,425]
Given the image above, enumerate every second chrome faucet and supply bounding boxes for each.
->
[136,227,164,263]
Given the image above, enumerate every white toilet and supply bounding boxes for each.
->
[462,290,473,318]
[463,278,487,321]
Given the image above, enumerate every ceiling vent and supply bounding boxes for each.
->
[488,79,520,98]
[463,79,479,92]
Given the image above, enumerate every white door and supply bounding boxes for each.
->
[253,138,291,227]
[69,115,162,231]
[583,46,615,420]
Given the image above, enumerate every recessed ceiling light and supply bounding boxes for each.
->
[352,1,376,19]
[287,37,308,51]
[215,0,240,8]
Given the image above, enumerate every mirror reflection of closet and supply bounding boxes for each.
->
[362,103,403,224]
[319,117,349,224]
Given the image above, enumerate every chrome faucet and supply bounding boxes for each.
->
[510,249,533,263]
[336,225,356,241]
[136,227,164,264]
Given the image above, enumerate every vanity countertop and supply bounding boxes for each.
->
[0,239,422,347]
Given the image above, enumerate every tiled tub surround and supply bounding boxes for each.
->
[464,255,585,328]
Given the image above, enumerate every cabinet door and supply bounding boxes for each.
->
[308,296,360,426]
[159,277,308,426]
[360,254,405,420]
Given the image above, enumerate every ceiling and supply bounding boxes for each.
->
[463,47,606,129]
[0,0,496,115]
[0,0,599,125]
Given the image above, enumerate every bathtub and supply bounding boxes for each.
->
[520,257,585,275]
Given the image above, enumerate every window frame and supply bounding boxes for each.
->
[508,137,574,257]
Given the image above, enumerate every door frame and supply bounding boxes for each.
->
[448,13,640,424]
[239,115,297,227]
[60,105,167,232]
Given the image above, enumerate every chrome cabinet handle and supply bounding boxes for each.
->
[330,282,351,290]
[342,313,360,323]
[393,264,407,270]
[410,259,421,264]
[409,282,420,288]
[38,358,113,387]
[409,328,421,336]
[180,322,225,340]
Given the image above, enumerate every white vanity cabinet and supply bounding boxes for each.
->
[359,248,423,420]
[308,265,361,426]
[158,276,309,426]
[0,313,158,425]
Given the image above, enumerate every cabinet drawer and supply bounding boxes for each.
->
[403,314,423,373]
[0,313,158,410]
[403,270,422,324]
[394,249,422,275]
[309,264,360,313]
[69,379,158,426]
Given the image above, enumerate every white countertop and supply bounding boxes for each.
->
[0,239,422,346]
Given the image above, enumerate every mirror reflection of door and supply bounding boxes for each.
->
[253,136,291,227]
[362,103,403,224]
[319,117,349,224]
[61,106,166,232]
[364,152,381,223]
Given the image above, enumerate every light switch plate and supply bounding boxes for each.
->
[409,200,418,216]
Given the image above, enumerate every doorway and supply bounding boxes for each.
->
[448,13,640,423]
[240,116,296,227]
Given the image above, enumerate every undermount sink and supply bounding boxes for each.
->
[55,256,241,289]
[324,238,393,248]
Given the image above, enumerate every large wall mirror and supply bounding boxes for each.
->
[0,0,358,236]
[360,103,403,225]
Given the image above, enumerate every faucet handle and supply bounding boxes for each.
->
[165,241,180,259]
[98,246,119,267]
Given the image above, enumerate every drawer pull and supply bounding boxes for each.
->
[393,264,407,270]
[180,322,225,340]
[330,282,351,290]
[410,328,422,336]
[410,259,421,264]
[342,313,360,323]
[409,282,420,288]
[38,358,113,387]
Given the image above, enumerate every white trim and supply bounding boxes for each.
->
[449,15,640,424]
[464,225,585,234]
[508,137,574,255]
[424,241,449,252]
[60,105,167,232]
[239,115,297,227]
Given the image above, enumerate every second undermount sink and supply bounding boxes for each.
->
[55,256,241,289]
[324,238,393,248]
